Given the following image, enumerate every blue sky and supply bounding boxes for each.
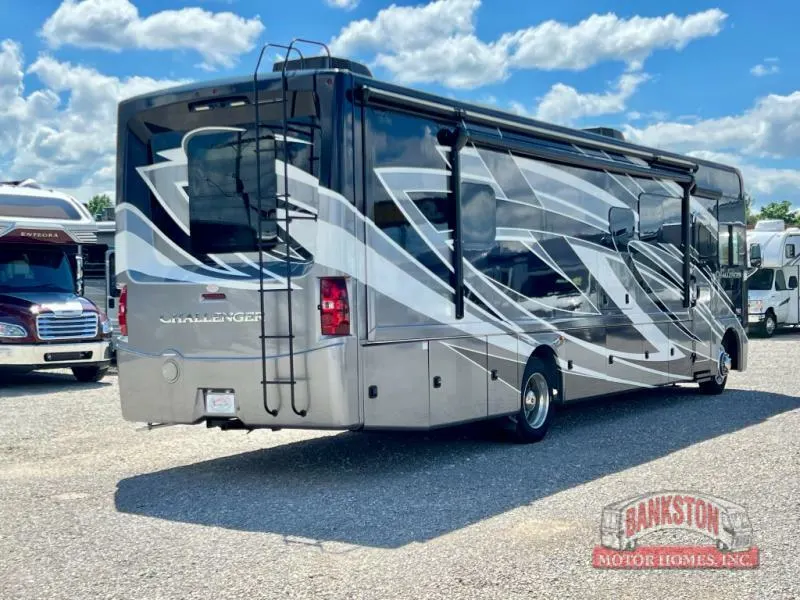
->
[1,0,798,209]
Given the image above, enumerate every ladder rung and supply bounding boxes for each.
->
[260,334,294,339]
[262,379,303,385]
[258,288,294,293]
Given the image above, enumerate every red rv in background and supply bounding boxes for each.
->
[0,180,112,382]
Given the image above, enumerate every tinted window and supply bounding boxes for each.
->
[719,228,730,266]
[775,269,788,291]
[375,191,454,286]
[0,248,75,293]
[186,128,277,254]
[461,182,496,251]
[731,225,746,266]
[0,194,81,220]
[696,222,717,263]
[609,207,635,246]
[639,192,682,243]
[749,268,773,290]
[470,238,595,314]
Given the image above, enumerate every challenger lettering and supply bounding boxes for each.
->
[159,312,262,324]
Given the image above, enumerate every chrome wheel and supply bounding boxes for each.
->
[523,372,551,429]
[715,348,732,384]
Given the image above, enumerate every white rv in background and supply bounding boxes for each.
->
[747,219,800,336]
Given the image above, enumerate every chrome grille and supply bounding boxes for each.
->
[36,312,98,340]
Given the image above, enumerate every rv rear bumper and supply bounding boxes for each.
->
[0,340,111,368]
[116,341,360,429]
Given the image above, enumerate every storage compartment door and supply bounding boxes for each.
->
[429,338,487,426]
[363,341,430,428]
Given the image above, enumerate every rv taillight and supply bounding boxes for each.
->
[319,277,350,336]
[118,285,128,337]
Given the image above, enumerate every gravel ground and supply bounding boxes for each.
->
[1,335,798,600]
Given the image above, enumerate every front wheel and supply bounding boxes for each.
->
[72,365,108,383]
[513,358,557,443]
[762,312,777,337]
[699,345,732,395]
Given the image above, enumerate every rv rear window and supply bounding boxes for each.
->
[0,194,81,220]
[186,127,277,255]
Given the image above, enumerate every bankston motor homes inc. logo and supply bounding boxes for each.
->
[592,491,760,570]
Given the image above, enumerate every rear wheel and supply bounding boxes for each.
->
[72,365,108,383]
[512,357,557,443]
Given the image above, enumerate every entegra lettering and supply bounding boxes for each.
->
[159,312,262,324]
[21,231,59,238]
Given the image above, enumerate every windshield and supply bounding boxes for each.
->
[0,248,75,293]
[748,268,774,291]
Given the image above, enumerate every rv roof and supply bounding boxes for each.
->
[117,52,744,195]
[0,181,96,233]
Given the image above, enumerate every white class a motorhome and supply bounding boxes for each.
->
[746,219,800,336]
[114,43,750,442]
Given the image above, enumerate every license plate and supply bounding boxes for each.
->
[206,391,236,415]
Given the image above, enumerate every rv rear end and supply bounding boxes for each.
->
[115,67,361,429]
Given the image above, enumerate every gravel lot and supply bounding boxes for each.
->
[1,335,798,600]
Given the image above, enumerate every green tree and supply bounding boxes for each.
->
[758,200,799,226]
[86,194,112,220]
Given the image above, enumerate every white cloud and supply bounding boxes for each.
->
[527,72,649,125]
[40,0,264,69]
[751,58,780,77]
[0,39,188,200]
[627,110,669,121]
[504,9,726,72]
[330,1,726,88]
[325,0,359,9]
[622,90,800,158]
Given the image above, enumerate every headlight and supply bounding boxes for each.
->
[749,300,763,312]
[0,322,27,338]
[101,319,111,334]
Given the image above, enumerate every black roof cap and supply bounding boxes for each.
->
[582,127,625,141]
[272,56,372,77]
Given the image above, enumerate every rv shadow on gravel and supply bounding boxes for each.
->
[0,369,115,398]
[114,385,799,548]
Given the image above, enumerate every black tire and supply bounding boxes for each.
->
[698,373,727,395]
[72,365,108,383]
[513,357,557,443]
[761,312,777,337]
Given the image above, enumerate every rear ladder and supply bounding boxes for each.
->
[252,39,330,417]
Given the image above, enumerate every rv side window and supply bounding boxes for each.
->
[639,192,682,246]
[719,229,731,266]
[460,182,496,251]
[696,222,717,263]
[786,244,796,259]
[731,225,746,266]
[608,207,636,246]
[186,128,276,255]
[775,269,788,291]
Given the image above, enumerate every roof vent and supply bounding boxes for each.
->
[583,127,625,142]
[272,56,372,77]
